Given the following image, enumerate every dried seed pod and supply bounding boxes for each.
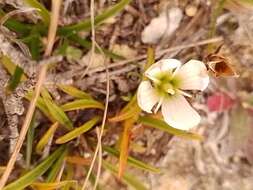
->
[204,45,238,77]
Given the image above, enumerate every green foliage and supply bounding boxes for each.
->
[7,66,24,91]
[26,113,37,168]
[139,116,203,140]
[59,0,132,34]
[61,99,104,111]
[103,146,160,173]
[46,148,68,182]
[25,0,50,24]
[102,160,148,190]
[57,84,91,99]
[3,146,66,190]
[35,122,58,154]
[41,91,73,130]
[56,116,101,144]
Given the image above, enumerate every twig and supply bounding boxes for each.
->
[0,0,62,187]
[81,42,110,190]
[44,0,62,57]
[81,0,96,78]
[0,64,47,189]
[84,37,223,75]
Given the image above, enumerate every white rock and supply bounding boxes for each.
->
[141,7,183,44]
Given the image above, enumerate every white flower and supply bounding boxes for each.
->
[137,59,209,130]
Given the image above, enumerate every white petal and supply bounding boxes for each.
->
[137,81,159,113]
[161,94,201,130]
[176,60,209,91]
[145,59,182,80]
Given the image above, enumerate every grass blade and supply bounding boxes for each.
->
[62,165,74,190]
[31,180,77,190]
[59,0,132,33]
[103,146,160,173]
[3,146,66,190]
[46,148,68,182]
[0,56,27,81]
[102,160,148,190]
[109,105,140,122]
[35,122,58,154]
[25,91,54,121]
[0,9,31,35]
[57,84,91,99]
[139,116,203,140]
[26,113,37,168]
[56,116,101,144]
[25,0,50,24]
[7,66,24,91]
[42,92,73,130]
[61,99,104,112]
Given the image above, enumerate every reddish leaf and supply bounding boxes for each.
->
[207,92,234,112]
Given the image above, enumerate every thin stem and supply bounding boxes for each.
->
[81,42,110,190]
[0,64,47,189]
[154,96,164,113]
[81,0,96,78]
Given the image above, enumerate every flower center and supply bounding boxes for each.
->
[152,72,181,97]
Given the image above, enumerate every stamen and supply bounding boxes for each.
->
[146,74,161,84]
[154,96,164,113]
[177,89,192,97]
[172,65,181,77]
[167,88,175,95]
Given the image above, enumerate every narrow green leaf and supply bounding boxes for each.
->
[42,92,73,130]
[109,105,140,122]
[25,0,50,25]
[59,0,132,33]
[57,84,91,99]
[25,91,54,121]
[0,9,31,35]
[46,148,68,182]
[121,93,137,113]
[3,146,66,190]
[103,146,160,173]
[28,29,41,60]
[61,99,104,112]
[31,180,77,190]
[41,88,53,101]
[102,160,148,190]
[0,56,27,81]
[139,116,203,141]
[56,116,101,144]
[26,113,36,168]
[36,122,58,154]
[7,66,24,91]
[62,165,74,190]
